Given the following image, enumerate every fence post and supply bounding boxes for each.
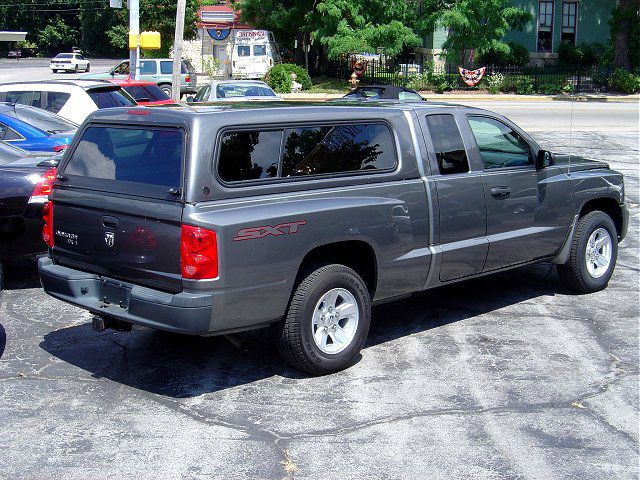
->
[576,70,582,93]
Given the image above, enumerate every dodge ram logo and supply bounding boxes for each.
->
[104,231,115,247]
[233,220,307,241]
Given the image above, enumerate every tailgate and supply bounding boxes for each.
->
[51,124,185,293]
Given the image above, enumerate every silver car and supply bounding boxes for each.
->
[188,80,282,102]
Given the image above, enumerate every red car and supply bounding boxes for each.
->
[106,78,174,106]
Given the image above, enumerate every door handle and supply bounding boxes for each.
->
[102,216,118,229]
[490,186,511,198]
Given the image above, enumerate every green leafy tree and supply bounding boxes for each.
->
[313,0,421,59]
[105,0,202,57]
[37,16,79,56]
[431,0,532,66]
[235,0,421,63]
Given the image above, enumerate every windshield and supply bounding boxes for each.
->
[216,83,276,98]
[123,85,169,102]
[4,104,78,133]
[88,88,136,108]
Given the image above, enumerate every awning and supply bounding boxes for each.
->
[0,31,27,42]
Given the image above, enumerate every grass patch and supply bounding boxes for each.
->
[309,76,351,94]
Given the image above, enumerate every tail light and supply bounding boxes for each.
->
[181,225,218,279]
[42,201,54,247]
[185,75,190,83]
[28,166,56,204]
[53,144,67,153]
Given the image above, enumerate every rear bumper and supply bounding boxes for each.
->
[39,257,213,335]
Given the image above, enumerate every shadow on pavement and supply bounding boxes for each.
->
[40,263,561,398]
[2,257,41,290]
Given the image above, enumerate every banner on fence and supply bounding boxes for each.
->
[459,67,486,86]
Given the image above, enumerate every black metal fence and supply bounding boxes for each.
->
[317,58,611,93]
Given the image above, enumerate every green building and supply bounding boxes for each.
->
[418,0,617,66]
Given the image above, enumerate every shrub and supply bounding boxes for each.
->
[486,72,505,94]
[558,42,605,68]
[514,78,534,95]
[609,68,640,93]
[478,42,530,67]
[538,83,562,95]
[263,64,312,93]
[432,73,451,93]
[406,72,430,91]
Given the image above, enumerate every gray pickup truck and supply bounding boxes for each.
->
[39,103,628,374]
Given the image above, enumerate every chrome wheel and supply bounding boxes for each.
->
[311,288,359,355]
[585,228,612,278]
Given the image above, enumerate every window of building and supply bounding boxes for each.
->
[468,116,532,169]
[537,1,554,53]
[561,2,577,45]
[425,115,469,175]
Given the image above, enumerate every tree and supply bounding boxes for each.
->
[234,0,422,65]
[610,0,640,70]
[314,0,421,59]
[37,17,79,56]
[428,0,531,66]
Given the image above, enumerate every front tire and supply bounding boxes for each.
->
[85,63,90,72]
[276,264,371,375]
[73,64,79,73]
[557,210,618,293]
[160,84,172,97]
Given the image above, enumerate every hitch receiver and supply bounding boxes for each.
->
[92,316,133,333]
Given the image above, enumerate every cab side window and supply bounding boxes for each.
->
[140,60,157,75]
[468,116,532,169]
[425,114,469,175]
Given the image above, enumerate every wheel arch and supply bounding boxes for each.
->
[294,240,378,299]
[578,196,624,240]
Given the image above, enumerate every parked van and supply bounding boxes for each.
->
[231,30,281,79]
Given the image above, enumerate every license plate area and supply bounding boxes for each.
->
[99,279,130,308]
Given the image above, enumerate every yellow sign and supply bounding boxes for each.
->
[129,31,161,50]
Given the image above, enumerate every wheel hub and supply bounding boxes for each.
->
[311,288,359,355]
[585,228,612,279]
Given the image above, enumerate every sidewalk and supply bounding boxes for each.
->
[280,91,640,103]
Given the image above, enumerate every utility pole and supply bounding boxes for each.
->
[171,0,187,102]
[129,0,140,80]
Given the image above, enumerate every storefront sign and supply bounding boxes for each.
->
[207,28,231,41]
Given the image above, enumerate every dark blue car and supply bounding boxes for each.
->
[0,102,77,153]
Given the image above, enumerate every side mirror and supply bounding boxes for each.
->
[536,150,553,169]
[185,96,194,102]
[109,70,115,77]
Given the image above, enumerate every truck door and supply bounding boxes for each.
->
[420,113,488,282]
[464,115,568,271]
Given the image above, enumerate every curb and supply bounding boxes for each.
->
[280,92,639,103]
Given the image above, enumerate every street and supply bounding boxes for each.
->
[0,91,638,478]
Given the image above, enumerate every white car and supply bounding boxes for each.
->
[189,80,282,102]
[0,80,136,124]
[50,53,90,73]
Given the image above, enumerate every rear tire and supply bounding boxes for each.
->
[85,63,90,72]
[557,210,618,293]
[160,84,172,97]
[74,64,79,73]
[276,264,371,375]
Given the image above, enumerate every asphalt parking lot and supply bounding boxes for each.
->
[0,102,638,479]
